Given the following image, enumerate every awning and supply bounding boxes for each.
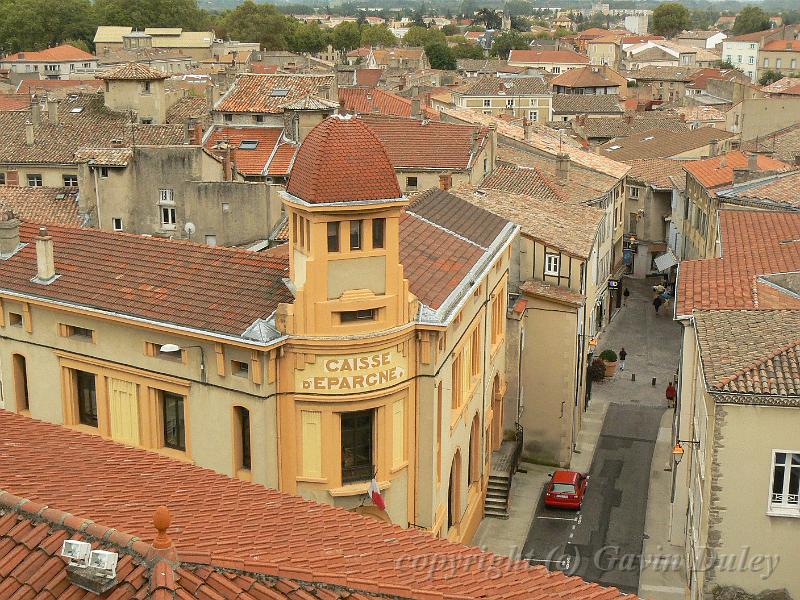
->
[654,249,678,272]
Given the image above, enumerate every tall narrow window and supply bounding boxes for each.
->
[341,410,373,483]
[235,406,251,470]
[771,451,800,513]
[327,221,340,252]
[452,354,463,410]
[12,354,29,412]
[163,392,185,451]
[372,218,385,249]
[350,220,362,250]
[545,253,560,276]
[436,382,442,482]
[76,370,98,427]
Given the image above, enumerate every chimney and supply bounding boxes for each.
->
[438,172,452,190]
[0,212,21,257]
[205,83,214,106]
[30,101,41,127]
[46,96,58,125]
[747,152,758,172]
[624,113,634,124]
[732,168,751,184]
[191,120,203,146]
[709,138,719,157]
[25,120,34,146]
[110,138,124,148]
[148,506,178,562]
[411,97,421,118]
[794,153,800,166]
[34,226,57,283]
[399,75,407,91]
[556,152,570,181]
[523,118,533,141]
[220,143,233,181]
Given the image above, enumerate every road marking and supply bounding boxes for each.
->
[577,514,582,525]
[535,516,578,521]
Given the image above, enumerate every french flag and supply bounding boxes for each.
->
[368,478,385,511]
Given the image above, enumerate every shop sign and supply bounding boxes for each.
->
[297,349,407,394]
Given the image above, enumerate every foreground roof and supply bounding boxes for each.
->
[0,410,630,600]
[683,151,793,191]
[0,223,293,338]
[695,310,800,404]
[676,210,800,316]
[286,115,401,204]
[0,187,80,226]
[360,114,488,171]
[205,126,296,177]
[741,121,800,162]
[716,170,800,209]
[215,74,337,114]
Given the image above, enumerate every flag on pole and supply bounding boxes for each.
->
[368,478,385,511]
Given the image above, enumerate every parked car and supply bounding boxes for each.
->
[544,470,588,510]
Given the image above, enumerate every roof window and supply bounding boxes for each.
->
[270,88,289,97]
[239,140,259,150]
[70,107,84,113]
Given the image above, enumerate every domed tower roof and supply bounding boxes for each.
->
[286,115,402,204]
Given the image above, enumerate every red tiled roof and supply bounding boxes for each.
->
[355,68,383,87]
[346,47,371,58]
[96,62,169,80]
[0,187,79,226]
[251,63,278,74]
[338,87,438,119]
[216,74,336,114]
[205,126,283,176]
[15,78,103,94]
[268,142,298,176]
[0,409,631,600]
[286,116,401,203]
[508,49,589,64]
[683,151,793,190]
[4,44,94,62]
[0,94,31,111]
[762,39,800,51]
[360,114,488,171]
[676,211,800,316]
[0,223,292,336]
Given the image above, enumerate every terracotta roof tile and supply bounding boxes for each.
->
[551,65,624,89]
[0,411,632,600]
[676,210,800,316]
[717,170,800,208]
[205,126,284,176]
[360,114,488,171]
[354,69,383,87]
[625,158,687,189]
[507,49,589,65]
[520,279,585,306]
[455,76,549,96]
[166,95,211,126]
[599,127,734,161]
[576,114,687,139]
[741,122,800,162]
[216,74,336,114]
[632,65,697,82]
[15,79,104,96]
[552,94,623,115]
[286,116,400,204]
[0,223,292,336]
[0,94,33,111]
[4,44,94,62]
[683,150,793,190]
[337,87,438,119]
[96,62,169,80]
[0,187,80,226]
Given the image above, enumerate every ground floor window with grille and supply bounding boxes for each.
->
[771,451,799,514]
[163,392,186,451]
[341,410,373,483]
[76,370,98,427]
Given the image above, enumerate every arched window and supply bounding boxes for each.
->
[468,414,480,485]
[447,450,462,531]
[12,354,29,412]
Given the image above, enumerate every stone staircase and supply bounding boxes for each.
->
[484,473,511,518]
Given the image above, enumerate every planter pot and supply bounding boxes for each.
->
[604,360,618,377]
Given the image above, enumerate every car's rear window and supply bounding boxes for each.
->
[552,483,575,494]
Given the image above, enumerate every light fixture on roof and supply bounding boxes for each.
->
[88,550,118,579]
[61,540,92,567]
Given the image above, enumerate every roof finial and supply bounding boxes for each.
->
[149,505,178,562]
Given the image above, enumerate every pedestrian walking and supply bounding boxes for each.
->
[653,295,663,315]
[623,287,630,306]
[619,347,627,370]
[666,382,677,408]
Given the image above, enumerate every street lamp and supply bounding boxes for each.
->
[160,344,206,382]
[672,440,700,465]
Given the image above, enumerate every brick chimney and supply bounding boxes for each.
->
[46,96,58,125]
[25,120,34,146]
[34,226,57,283]
[439,172,452,190]
[0,212,21,257]
[556,152,570,182]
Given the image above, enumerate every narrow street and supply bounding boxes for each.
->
[522,278,682,593]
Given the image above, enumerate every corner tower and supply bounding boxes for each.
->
[279,115,414,336]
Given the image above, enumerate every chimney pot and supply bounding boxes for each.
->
[46,96,58,125]
[438,172,452,190]
[0,212,21,257]
[25,120,34,146]
[34,226,57,283]
[747,152,758,172]
[30,101,41,127]
[556,152,570,182]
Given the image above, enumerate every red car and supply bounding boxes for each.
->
[544,470,588,510]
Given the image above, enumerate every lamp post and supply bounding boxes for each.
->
[668,439,700,542]
[671,439,700,465]
[160,344,206,383]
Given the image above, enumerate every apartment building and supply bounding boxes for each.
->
[0,115,517,544]
[0,44,97,80]
[452,76,553,122]
[507,49,589,74]
[758,39,800,81]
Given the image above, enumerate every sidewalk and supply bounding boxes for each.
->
[470,462,550,558]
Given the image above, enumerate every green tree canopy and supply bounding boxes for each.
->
[733,6,770,35]
[331,21,361,52]
[216,1,296,51]
[759,69,783,86]
[490,30,528,59]
[651,2,691,38]
[425,41,456,70]
[290,21,328,54]
[360,24,396,48]
[475,8,501,30]
[452,39,484,59]
[0,0,97,52]
[402,25,444,48]
[94,0,208,30]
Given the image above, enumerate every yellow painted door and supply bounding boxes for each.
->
[108,378,140,446]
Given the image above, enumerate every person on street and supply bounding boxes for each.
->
[623,287,630,306]
[653,295,663,315]
[666,382,677,408]
[619,347,627,370]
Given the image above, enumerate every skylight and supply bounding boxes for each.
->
[70,107,84,113]
[270,89,289,97]
[239,140,259,150]
[607,145,621,150]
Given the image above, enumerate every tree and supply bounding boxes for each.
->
[651,2,691,38]
[0,0,98,52]
[62,38,91,52]
[490,30,528,59]
[217,1,296,51]
[425,41,456,70]
[331,21,362,52]
[290,21,328,54]
[452,40,484,59]
[717,59,735,69]
[95,0,208,30]
[690,8,718,31]
[441,24,458,36]
[475,8,502,30]
[733,6,770,36]
[402,25,444,48]
[759,69,783,86]
[361,24,397,48]
[510,15,532,32]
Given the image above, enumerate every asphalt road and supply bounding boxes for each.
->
[522,403,665,593]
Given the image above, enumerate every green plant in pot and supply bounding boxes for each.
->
[599,349,618,377]
[589,358,606,382]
